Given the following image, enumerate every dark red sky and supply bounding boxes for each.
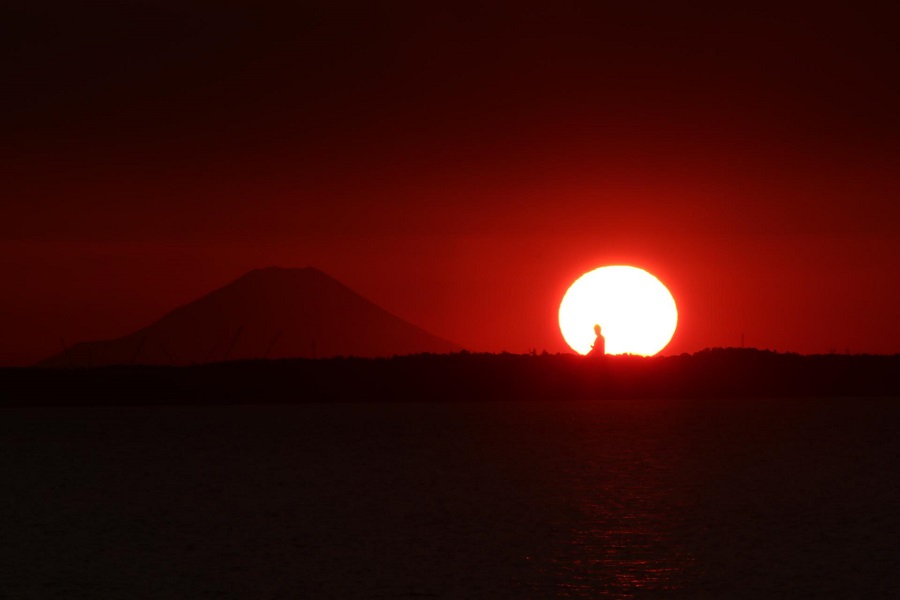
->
[3,1,899,365]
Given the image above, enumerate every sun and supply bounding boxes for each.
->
[559,266,678,356]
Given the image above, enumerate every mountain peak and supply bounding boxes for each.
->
[237,265,325,280]
[39,267,461,367]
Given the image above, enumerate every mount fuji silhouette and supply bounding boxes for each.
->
[39,267,462,367]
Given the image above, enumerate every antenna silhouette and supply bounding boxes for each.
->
[60,337,74,368]
[158,342,177,365]
[263,330,282,359]
[223,326,243,361]
[131,337,146,365]
[202,335,221,364]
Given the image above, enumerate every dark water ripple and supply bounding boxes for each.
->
[2,397,899,598]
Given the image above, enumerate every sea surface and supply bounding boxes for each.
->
[2,397,899,598]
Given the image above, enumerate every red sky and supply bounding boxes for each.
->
[3,1,899,365]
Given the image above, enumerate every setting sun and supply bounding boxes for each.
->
[559,266,678,356]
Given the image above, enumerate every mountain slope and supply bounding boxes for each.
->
[39,267,462,366]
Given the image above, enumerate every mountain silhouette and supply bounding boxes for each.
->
[39,267,462,367]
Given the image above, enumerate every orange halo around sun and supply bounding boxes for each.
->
[559,266,678,356]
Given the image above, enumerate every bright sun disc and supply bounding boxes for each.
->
[559,266,678,356]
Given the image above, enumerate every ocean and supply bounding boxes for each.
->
[2,397,898,597]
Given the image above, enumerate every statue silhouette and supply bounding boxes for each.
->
[588,324,605,357]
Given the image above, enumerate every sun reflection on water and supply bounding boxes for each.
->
[517,403,699,597]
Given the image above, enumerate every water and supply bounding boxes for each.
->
[2,397,899,597]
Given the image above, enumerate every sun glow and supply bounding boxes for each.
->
[559,266,678,356]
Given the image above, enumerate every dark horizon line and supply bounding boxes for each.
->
[15,345,900,371]
[3,349,898,408]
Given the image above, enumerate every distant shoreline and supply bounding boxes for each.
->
[2,349,898,407]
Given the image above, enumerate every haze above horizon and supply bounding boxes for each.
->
[2,2,899,365]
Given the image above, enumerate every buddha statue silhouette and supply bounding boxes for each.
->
[587,324,606,357]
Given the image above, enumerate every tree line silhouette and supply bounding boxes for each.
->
[2,348,898,407]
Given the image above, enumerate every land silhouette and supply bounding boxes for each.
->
[5,349,899,407]
[39,267,461,367]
